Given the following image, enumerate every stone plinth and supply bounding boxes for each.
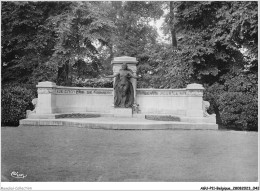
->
[36,81,57,114]
[186,83,204,117]
[113,108,133,118]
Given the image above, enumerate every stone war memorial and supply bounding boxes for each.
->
[21,56,217,130]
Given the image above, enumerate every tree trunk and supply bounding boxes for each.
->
[169,1,177,49]
[108,42,114,61]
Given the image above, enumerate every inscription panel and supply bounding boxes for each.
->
[56,88,113,95]
[137,89,187,96]
[39,87,202,96]
[56,89,76,94]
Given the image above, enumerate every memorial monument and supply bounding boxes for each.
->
[21,56,217,130]
[106,56,139,117]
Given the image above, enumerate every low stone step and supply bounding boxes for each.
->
[19,117,218,130]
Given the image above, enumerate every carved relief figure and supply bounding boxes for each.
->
[104,63,139,108]
[203,101,210,117]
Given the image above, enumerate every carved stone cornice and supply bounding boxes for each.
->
[186,90,203,96]
[37,87,56,94]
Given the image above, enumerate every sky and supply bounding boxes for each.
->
[150,17,169,42]
[149,8,170,43]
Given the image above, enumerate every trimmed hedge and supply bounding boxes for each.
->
[1,84,36,126]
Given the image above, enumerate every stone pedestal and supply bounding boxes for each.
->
[113,108,133,118]
[111,56,138,106]
[36,81,57,114]
[186,83,204,117]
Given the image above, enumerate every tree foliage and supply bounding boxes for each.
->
[2,2,58,83]
[111,1,163,57]
[171,1,258,130]
[46,1,116,85]
[1,84,36,126]
[137,1,258,130]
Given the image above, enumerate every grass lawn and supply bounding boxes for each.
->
[1,125,258,182]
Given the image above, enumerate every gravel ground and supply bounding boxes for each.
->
[1,126,258,182]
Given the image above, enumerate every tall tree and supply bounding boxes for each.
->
[107,1,163,57]
[169,1,177,49]
[137,1,258,130]
[164,1,257,130]
[47,1,115,85]
[1,1,70,84]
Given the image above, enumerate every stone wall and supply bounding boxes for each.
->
[36,82,113,114]
[137,84,204,117]
[34,81,206,118]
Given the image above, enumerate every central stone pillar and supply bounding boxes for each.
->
[111,56,138,117]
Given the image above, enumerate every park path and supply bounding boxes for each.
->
[1,126,258,182]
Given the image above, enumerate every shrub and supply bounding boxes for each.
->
[72,77,113,88]
[218,92,257,131]
[204,82,258,131]
[1,84,37,126]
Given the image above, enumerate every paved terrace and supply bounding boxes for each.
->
[20,116,217,130]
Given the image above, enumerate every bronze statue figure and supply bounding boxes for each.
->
[104,63,139,108]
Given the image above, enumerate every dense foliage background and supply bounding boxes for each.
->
[1,1,258,130]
